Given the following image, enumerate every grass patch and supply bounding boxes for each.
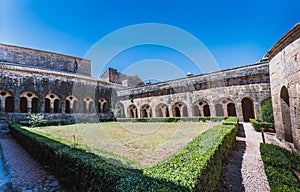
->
[260,143,300,191]
[31,121,218,167]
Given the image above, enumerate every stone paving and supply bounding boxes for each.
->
[0,122,63,192]
[221,123,271,192]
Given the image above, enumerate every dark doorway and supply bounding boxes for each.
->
[54,99,60,113]
[203,105,211,116]
[227,103,237,116]
[65,100,70,113]
[280,86,293,142]
[20,97,27,113]
[32,98,39,113]
[5,96,14,112]
[242,98,255,122]
[174,107,181,117]
[45,98,51,113]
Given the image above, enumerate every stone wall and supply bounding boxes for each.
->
[100,68,144,87]
[0,44,91,76]
[266,23,300,150]
[114,62,271,122]
[0,63,113,122]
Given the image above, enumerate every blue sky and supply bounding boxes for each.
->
[1,0,300,80]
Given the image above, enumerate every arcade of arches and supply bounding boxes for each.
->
[116,96,258,121]
[0,89,108,114]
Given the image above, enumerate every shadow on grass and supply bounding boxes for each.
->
[220,123,246,192]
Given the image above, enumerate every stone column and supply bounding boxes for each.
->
[27,98,32,113]
[0,96,6,112]
[236,103,243,121]
[50,99,55,113]
[14,97,20,113]
[162,106,167,117]
[40,98,45,113]
[223,105,228,117]
[146,108,151,118]
[179,106,184,117]
[254,102,260,120]
[199,106,204,117]
[61,100,66,114]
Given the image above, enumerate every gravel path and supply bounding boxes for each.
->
[0,136,63,191]
[221,122,271,192]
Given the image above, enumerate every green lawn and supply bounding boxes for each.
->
[33,121,219,167]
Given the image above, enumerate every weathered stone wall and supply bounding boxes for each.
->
[267,23,300,150]
[114,62,271,122]
[0,44,91,76]
[0,63,113,122]
[100,68,144,87]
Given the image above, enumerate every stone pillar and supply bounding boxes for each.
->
[146,108,151,118]
[61,100,66,114]
[210,103,216,116]
[0,96,6,112]
[199,106,204,117]
[253,102,260,120]
[162,106,167,117]
[50,99,55,113]
[179,106,184,117]
[133,109,137,118]
[70,101,74,113]
[14,97,20,113]
[223,105,228,117]
[236,103,243,122]
[40,98,45,113]
[27,98,32,113]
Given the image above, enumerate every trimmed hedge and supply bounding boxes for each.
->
[20,119,74,127]
[117,116,226,123]
[10,117,238,191]
[250,119,275,132]
[260,143,300,192]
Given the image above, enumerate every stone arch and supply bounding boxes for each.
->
[215,98,236,116]
[140,104,151,118]
[83,97,95,113]
[0,90,14,112]
[45,93,60,113]
[192,100,210,116]
[280,86,293,142]
[115,102,125,118]
[242,97,255,122]
[155,103,169,117]
[98,98,109,113]
[128,104,138,118]
[172,102,188,117]
[20,92,39,113]
[66,95,79,113]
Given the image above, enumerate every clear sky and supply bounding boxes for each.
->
[1,0,300,80]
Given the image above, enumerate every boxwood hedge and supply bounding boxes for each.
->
[250,119,275,132]
[10,117,238,191]
[117,116,226,123]
[260,143,300,191]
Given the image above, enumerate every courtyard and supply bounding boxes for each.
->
[25,121,219,167]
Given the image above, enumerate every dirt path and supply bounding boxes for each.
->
[221,123,270,192]
[0,136,63,191]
